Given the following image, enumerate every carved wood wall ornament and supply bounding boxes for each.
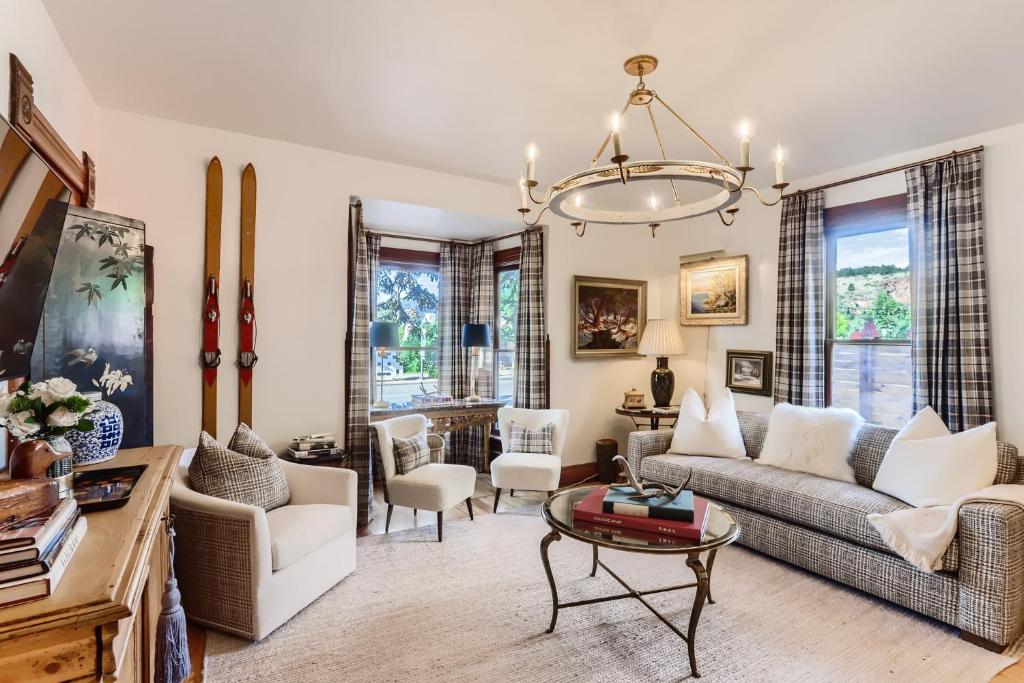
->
[7,53,95,207]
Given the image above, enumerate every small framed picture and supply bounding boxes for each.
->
[725,350,773,396]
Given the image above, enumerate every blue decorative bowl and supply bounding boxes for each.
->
[67,398,124,465]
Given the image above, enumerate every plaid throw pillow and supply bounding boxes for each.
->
[189,430,291,510]
[392,432,430,475]
[508,421,554,455]
[228,422,277,459]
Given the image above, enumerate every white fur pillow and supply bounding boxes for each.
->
[872,406,997,507]
[757,403,864,482]
[668,388,746,458]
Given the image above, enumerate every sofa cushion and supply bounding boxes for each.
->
[266,503,353,571]
[640,453,958,570]
[736,411,1017,488]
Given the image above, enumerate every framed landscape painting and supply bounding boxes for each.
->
[679,255,748,326]
[725,349,773,396]
[573,276,646,358]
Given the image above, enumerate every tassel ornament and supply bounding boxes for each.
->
[156,515,192,683]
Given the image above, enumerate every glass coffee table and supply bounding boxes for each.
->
[540,486,740,679]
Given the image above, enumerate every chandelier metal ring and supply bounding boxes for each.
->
[547,160,743,225]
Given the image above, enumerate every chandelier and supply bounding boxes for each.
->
[517,55,790,237]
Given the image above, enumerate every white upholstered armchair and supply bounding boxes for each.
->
[371,414,477,542]
[170,449,357,640]
[491,407,570,512]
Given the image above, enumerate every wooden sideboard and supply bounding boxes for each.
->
[0,445,182,682]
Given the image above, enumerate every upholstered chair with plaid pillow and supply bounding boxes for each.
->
[491,407,570,512]
[371,414,477,542]
[170,425,357,640]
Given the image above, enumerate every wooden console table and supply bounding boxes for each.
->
[0,445,181,682]
[370,400,506,470]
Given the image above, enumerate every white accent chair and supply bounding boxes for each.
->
[490,407,570,512]
[170,448,357,640]
[371,414,477,542]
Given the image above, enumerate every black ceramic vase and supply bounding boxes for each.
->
[651,357,674,407]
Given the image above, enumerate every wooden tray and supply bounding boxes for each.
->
[72,464,148,512]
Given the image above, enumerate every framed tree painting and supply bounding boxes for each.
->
[573,276,646,358]
[679,255,748,325]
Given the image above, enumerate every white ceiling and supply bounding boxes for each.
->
[43,1,1024,189]
[361,198,521,242]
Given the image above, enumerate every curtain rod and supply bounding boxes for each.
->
[365,226,540,246]
[786,145,984,197]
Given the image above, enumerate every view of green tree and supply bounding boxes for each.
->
[864,290,910,339]
[498,269,519,348]
[376,266,439,377]
[837,264,909,278]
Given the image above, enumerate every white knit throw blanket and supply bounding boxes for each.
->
[868,484,1024,573]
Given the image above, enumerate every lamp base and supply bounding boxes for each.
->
[372,400,390,409]
[464,393,481,403]
[651,357,674,408]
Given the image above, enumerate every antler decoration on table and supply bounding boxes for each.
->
[611,454,690,501]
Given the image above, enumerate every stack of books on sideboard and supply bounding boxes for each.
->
[572,485,709,546]
[286,433,344,461]
[0,481,87,608]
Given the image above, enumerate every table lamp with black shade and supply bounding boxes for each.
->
[637,319,686,407]
[369,321,401,409]
[461,323,492,403]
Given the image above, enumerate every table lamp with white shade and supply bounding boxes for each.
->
[369,321,401,409]
[461,323,492,403]
[637,319,686,407]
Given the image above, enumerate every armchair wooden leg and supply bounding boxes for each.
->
[413,508,417,517]
[385,504,394,533]
[548,491,555,498]
[437,511,444,542]
[493,488,502,513]
[510,489,515,497]
[466,498,475,520]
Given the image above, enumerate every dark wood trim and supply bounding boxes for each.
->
[959,630,1008,653]
[560,462,598,487]
[494,246,521,268]
[8,54,94,207]
[544,334,551,409]
[379,246,440,267]
[343,202,359,448]
[144,246,155,446]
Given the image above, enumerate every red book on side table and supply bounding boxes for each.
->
[572,486,710,541]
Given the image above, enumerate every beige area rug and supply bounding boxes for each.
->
[206,512,1021,682]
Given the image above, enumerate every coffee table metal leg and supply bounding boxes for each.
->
[540,530,562,633]
[705,549,717,605]
[590,545,598,577]
[685,553,711,678]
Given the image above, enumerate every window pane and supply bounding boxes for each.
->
[830,343,912,428]
[375,265,439,348]
[497,269,520,350]
[496,350,515,403]
[374,348,440,405]
[834,228,911,341]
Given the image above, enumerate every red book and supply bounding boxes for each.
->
[572,487,709,540]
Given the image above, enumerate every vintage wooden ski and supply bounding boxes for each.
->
[238,163,258,427]
[201,157,223,437]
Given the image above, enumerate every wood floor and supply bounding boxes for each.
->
[182,475,1024,682]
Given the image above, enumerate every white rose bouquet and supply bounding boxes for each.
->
[0,378,94,440]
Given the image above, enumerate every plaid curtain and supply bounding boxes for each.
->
[514,229,547,409]
[906,150,992,431]
[345,203,380,526]
[439,242,494,469]
[774,190,825,407]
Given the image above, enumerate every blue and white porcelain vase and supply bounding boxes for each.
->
[67,393,124,465]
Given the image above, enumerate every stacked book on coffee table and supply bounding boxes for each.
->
[572,485,709,546]
[0,492,87,608]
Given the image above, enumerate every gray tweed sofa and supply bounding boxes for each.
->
[628,412,1024,649]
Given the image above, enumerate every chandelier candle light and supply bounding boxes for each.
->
[517,55,790,235]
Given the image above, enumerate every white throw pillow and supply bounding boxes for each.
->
[757,403,864,483]
[872,406,998,507]
[668,388,746,459]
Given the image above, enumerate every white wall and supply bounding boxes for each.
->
[0,0,98,163]
[96,110,513,450]
[546,121,1024,466]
